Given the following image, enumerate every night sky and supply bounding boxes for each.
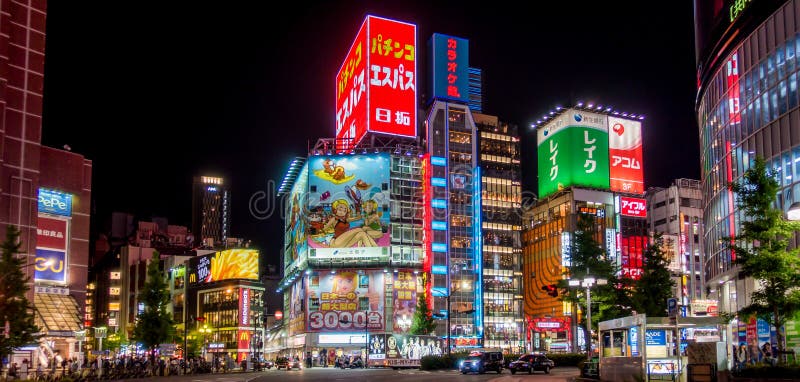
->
[41,2,698,266]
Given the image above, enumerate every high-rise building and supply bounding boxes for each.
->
[192,176,230,248]
[0,1,47,248]
[1,2,95,361]
[646,179,705,310]
[524,105,646,352]
[694,0,800,350]
[468,67,483,113]
[475,113,523,351]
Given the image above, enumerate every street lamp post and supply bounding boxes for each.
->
[431,290,451,357]
[568,277,607,358]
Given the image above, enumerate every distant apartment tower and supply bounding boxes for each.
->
[192,176,230,248]
[646,179,705,305]
[468,67,483,113]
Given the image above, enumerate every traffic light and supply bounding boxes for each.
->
[541,284,559,297]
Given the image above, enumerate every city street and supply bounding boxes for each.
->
[135,367,580,382]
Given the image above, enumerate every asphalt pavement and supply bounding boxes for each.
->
[132,366,580,382]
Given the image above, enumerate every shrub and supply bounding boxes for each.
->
[420,351,471,370]
[735,364,800,378]
[548,353,586,367]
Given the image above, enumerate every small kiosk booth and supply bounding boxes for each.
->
[598,314,726,382]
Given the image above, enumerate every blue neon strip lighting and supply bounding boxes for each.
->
[432,199,447,209]
[431,156,447,166]
[432,243,447,252]
[432,177,447,187]
[473,166,483,337]
[432,221,447,230]
[432,287,448,297]
[431,265,447,274]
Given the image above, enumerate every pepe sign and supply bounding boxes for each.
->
[38,188,73,216]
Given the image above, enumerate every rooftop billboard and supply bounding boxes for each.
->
[537,110,610,198]
[335,15,417,150]
[429,33,469,103]
[189,249,259,284]
[608,117,644,194]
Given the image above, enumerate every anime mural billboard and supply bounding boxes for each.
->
[306,154,390,259]
[307,269,385,332]
[284,163,309,268]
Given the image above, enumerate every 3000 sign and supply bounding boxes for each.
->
[308,311,382,331]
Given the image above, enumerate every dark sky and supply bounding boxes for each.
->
[41,2,699,265]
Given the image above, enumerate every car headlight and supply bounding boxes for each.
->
[459,361,464,368]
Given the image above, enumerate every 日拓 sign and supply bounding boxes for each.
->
[38,188,73,216]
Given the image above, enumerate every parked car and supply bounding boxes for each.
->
[460,351,504,374]
[508,353,554,374]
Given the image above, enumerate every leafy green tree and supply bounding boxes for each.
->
[562,214,629,348]
[631,233,676,316]
[0,225,40,363]
[728,156,800,362]
[410,293,437,335]
[132,251,174,353]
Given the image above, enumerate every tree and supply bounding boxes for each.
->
[631,233,676,316]
[728,156,800,362]
[0,225,40,362]
[132,250,174,353]
[410,293,436,335]
[562,214,629,347]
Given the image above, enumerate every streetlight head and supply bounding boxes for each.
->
[597,278,608,285]
[584,277,596,285]
[569,280,580,286]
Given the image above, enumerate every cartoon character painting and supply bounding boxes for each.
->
[306,155,391,251]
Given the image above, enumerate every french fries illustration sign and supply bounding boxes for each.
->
[189,249,259,284]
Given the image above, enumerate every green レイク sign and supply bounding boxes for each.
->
[537,124,610,198]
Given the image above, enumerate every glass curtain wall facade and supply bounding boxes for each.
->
[475,114,523,352]
[426,101,483,348]
[696,1,800,314]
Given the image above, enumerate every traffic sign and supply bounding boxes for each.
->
[667,298,678,318]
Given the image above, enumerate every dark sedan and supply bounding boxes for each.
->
[508,353,554,374]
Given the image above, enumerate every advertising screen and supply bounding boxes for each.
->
[284,163,309,269]
[288,277,306,335]
[369,334,444,365]
[335,15,417,149]
[537,110,609,198]
[429,33,469,103]
[336,18,368,149]
[307,269,385,332]
[306,154,390,259]
[38,188,73,216]
[393,271,422,333]
[189,249,259,284]
[34,249,66,283]
[608,116,644,194]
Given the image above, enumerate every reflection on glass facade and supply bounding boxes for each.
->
[696,1,800,318]
[696,1,800,311]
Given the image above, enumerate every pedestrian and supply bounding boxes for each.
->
[320,347,327,367]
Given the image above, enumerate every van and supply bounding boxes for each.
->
[459,351,504,374]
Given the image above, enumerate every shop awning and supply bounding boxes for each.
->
[34,292,82,337]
